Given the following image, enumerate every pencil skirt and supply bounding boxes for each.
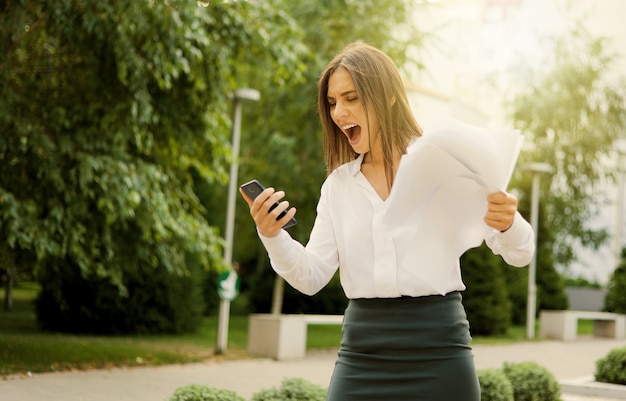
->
[326,292,480,401]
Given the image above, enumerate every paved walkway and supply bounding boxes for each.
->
[1,337,625,401]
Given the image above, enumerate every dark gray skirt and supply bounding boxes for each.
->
[326,292,480,401]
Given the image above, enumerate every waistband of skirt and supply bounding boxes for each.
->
[349,291,461,307]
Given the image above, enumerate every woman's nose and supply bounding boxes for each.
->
[333,102,346,120]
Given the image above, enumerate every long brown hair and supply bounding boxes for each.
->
[317,42,422,189]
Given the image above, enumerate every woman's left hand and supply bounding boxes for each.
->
[484,192,517,232]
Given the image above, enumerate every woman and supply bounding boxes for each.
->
[240,42,534,401]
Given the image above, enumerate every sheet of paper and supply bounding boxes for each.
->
[383,121,524,294]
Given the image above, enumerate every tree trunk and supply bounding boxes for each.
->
[270,276,284,315]
[4,266,14,312]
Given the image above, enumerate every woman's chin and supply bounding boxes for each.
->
[348,134,364,151]
[350,143,368,155]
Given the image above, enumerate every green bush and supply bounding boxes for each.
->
[461,245,512,335]
[251,377,327,401]
[166,384,245,401]
[595,346,626,385]
[478,369,514,401]
[36,253,205,335]
[503,361,561,401]
[605,249,626,314]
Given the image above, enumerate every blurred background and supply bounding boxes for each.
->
[1,0,625,342]
[408,0,626,285]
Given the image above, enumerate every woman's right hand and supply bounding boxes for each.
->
[239,187,297,238]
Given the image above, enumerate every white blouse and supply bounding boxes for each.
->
[258,153,535,299]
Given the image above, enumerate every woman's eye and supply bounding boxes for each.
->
[347,97,358,102]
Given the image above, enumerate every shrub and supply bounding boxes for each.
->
[595,346,626,385]
[461,245,512,335]
[605,249,626,314]
[478,369,514,401]
[166,384,245,401]
[35,254,205,335]
[251,377,327,401]
[502,361,561,401]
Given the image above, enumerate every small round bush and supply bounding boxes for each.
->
[166,384,245,401]
[595,346,626,385]
[251,377,327,401]
[502,361,561,401]
[478,369,514,401]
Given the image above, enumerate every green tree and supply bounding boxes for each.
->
[218,0,429,314]
[501,196,567,325]
[506,23,625,320]
[509,24,626,268]
[461,245,511,335]
[0,1,305,331]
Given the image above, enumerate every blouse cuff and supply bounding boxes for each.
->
[257,228,300,274]
[494,212,525,244]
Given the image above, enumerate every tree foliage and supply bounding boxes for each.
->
[0,1,305,316]
[35,254,205,334]
[498,197,567,325]
[220,0,429,313]
[462,22,622,327]
[508,23,626,267]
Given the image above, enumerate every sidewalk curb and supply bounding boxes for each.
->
[561,376,626,400]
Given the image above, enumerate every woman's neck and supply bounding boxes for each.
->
[363,147,401,171]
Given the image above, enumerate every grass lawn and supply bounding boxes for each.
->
[0,282,247,376]
[0,282,592,376]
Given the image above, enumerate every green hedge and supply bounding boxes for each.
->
[167,364,563,401]
[595,346,626,385]
[36,254,205,335]
[251,377,327,401]
[167,378,327,401]
[461,245,512,335]
[167,384,245,401]
[478,369,514,401]
[605,249,626,314]
[502,361,561,401]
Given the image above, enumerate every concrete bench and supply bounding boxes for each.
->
[539,310,626,341]
[247,313,343,360]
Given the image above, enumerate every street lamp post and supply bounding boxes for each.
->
[216,88,260,355]
[524,162,552,340]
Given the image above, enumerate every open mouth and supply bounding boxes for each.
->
[343,124,362,145]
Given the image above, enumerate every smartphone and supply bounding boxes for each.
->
[240,179,297,229]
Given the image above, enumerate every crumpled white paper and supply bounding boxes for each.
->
[384,120,524,294]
